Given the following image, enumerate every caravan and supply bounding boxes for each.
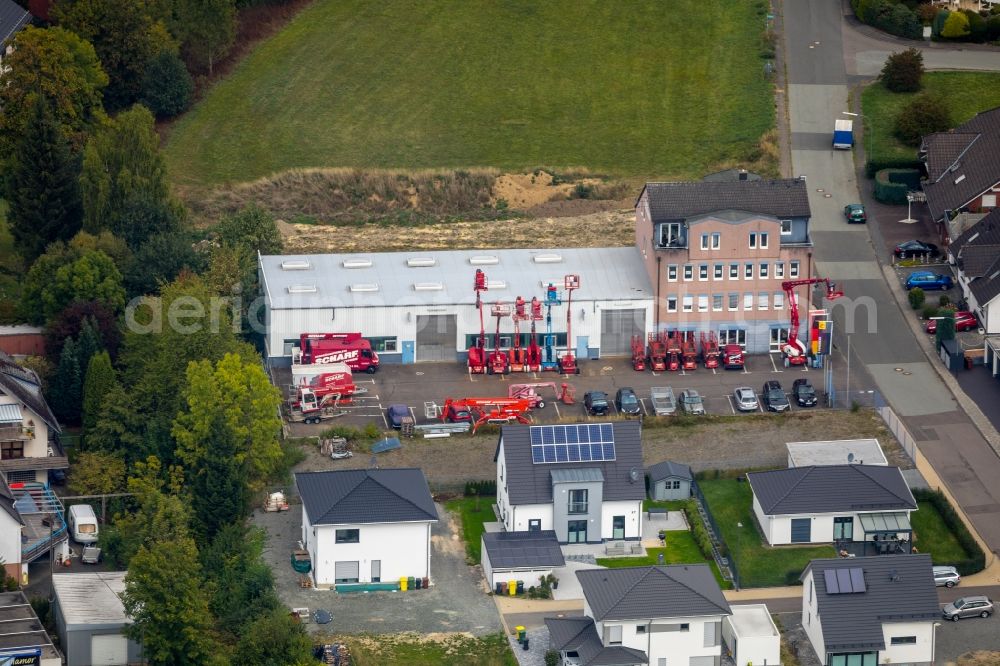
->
[67,504,99,544]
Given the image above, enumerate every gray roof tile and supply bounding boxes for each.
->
[805,554,939,651]
[0,0,30,46]
[295,468,438,525]
[482,530,565,569]
[544,617,647,666]
[495,421,645,506]
[639,178,811,223]
[0,351,60,433]
[577,565,731,622]
[747,465,916,515]
[921,107,1000,222]
[646,460,692,483]
[950,208,1000,257]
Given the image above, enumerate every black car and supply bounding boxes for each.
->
[762,380,790,413]
[615,387,641,416]
[894,240,939,258]
[584,391,610,416]
[791,378,817,407]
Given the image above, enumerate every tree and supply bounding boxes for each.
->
[235,610,314,666]
[125,233,205,298]
[201,525,279,635]
[895,94,951,146]
[69,451,126,496]
[80,105,177,238]
[216,205,283,257]
[140,50,193,118]
[113,195,182,251]
[3,97,83,263]
[50,338,82,425]
[964,9,988,43]
[0,27,108,156]
[882,4,921,40]
[880,48,924,93]
[45,300,121,362]
[76,317,103,376]
[941,10,970,38]
[87,383,150,465]
[82,351,116,434]
[174,0,236,75]
[935,310,956,347]
[41,250,126,322]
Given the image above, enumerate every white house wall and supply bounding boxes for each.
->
[763,510,912,546]
[487,567,554,589]
[497,442,511,527]
[0,510,20,576]
[597,614,726,665]
[0,395,52,483]
[801,571,827,665]
[309,520,431,588]
[752,494,775,544]
[722,608,780,666]
[881,620,934,665]
[600,500,643,540]
[509,504,552,533]
[985,296,1000,335]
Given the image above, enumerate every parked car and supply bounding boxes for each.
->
[386,404,411,428]
[761,380,790,413]
[791,378,818,407]
[843,203,867,224]
[679,389,705,415]
[48,468,67,485]
[905,270,953,291]
[943,596,993,621]
[615,387,641,416]
[584,391,610,416]
[894,240,939,258]
[926,311,978,334]
[733,387,759,412]
[933,565,961,588]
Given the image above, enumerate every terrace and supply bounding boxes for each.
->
[11,482,68,563]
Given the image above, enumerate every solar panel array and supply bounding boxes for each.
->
[530,424,616,464]
[824,567,867,594]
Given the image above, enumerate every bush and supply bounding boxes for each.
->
[909,287,926,309]
[912,488,986,575]
[464,480,497,497]
[881,48,925,92]
[894,94,951,146]
[987,15,1000,41]
[964,9,988,42]
[865,156,923,179]
[917,3,939,24]
[856,1,922,39]
[874,168,920,204]
[683,498,715,560]
[545,650,561,666]
[938,294,951,308]
[140,50,194,119]
[922,304,939,320]
[941,10,971,38]
[932,9,950,36]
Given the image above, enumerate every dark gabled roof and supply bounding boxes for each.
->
[956,245,1000,278]
[495,421,645,506]
[544,617,648,666]
[804,555,939,652]
[638,178,811,224]
[482,530,565,569]
[921,106,1000,222]
[0,351,60,433]
[747,465,916,515]
[969,259,1000,307]
[0,477,24,526]
[950,208,1000,258]
[700,169,763,183]
[646,460,692,483]
[0,0,30,46]
[577,565,731,622]
[295,468,438,526]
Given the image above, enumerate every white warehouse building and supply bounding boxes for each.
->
[259,247,654,366]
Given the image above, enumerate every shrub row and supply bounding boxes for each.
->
[464,480,497,497]
[913,488,986,575]
[682,498,715,560]
[874,168,920,204]
[865,156,922,178]
[851,0,922,40]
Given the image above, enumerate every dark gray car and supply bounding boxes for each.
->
[615,387,641,416]
[762,380,790,413]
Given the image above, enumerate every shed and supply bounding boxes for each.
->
[722,604,781,666]
[786,439,887,468]
[52,572,142,666]
[646,460,693,500]
[481,530,565,590]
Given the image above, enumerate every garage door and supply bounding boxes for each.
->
[600,309,644,356]
[790,518,812,543]
[415,315,456,362]
[91,633,128,665]
[334,560,360,583]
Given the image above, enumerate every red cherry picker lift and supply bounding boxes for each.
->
[467,269,488,374]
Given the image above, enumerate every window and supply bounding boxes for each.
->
[833,517,854,540]
[728,293,739,311]
[657,623,691,632]
[684,265,693,281]
[703,620,721,648]
[729,263,739,279]
[719,329,746,346]
[698,295,708,312]
[568,489,588,514]
[668,264,678,282]
[775,262,785,278]
[606,624,623,645]
[368,336,398,353]
[749,232,757,249]
[774,292,784,309]
[701,234,709,250]
[790,260,800,278]
[758,293,769,310]
[759,262,768,279]
[528,519,541,532]
[781,219,793,235]
[714,264,723,280]
[744,293,753,311]
[711,232,721,249]
[829,653,877,666]
[890,637,917,646]
[659,223,682,247]
[682,296,693,312]
[658,659,667,666]
[744,263,753,279]
[667,296,678,313]
[713,294,723,312]
[809,580,813,603]
[669,480,681,489]
[760,232,769,248]
[335,529,360,544]
[1,441,25,460]
[982,194,997,208]
[699,264,708,280]
[636,625,647,634]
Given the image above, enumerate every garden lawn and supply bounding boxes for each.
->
[597,532,729,589]
[697,479,835,588]
[345,632,516,666]
[165,0,774,187]
[862,72,1000,168]
[446,496,496,563]
[911,500,969,564]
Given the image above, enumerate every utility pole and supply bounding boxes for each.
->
[846,335,851,409]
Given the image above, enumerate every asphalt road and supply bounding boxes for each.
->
[783,0,1000,555]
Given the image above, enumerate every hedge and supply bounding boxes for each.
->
[874,168,921,204]
[865,156,922,178]
[464,480,497,497]
[682,498,716,560]
[912,487,986,576]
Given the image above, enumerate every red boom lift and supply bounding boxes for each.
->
[488,301,511,374]
[559,275,581,375]
[468,269,489,374]
[647,332,667,371]
[630,335,646,371]
[525,297,543,372]
[510,297,528,373]
[666,331,682,371]
[440,397,532,434]
[700,332,721,369]
[781,278,844,367]
[681,332,698,371]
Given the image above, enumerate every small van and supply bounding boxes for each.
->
[68,504,99,544]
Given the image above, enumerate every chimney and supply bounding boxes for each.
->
[738,169,748,181]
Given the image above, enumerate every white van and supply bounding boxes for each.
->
[68,504,99,544]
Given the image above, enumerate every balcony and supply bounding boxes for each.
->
[0,424,33,441]
[568,502,589,515]
[10,481,68,564]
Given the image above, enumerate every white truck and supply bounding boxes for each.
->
[650,387,676,416]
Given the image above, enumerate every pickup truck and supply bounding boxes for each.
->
[650,387,676,416]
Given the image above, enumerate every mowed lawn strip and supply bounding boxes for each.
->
[697,478,835,588]
[911,499,969,564]
[597,533,730,589]
[862,72,1000,167]
[165,0,774,186]
[446,496,496,563]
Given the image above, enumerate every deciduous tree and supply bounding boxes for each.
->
[125,233,205,298]
[140,50,194,118]
[41,250,126,322]
[216,205,283,257]
[69,451,126,496]
[174,0,236,75]
[235,609,315,666]
[894,94,951,146]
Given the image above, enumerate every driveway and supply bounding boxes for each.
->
[252,503,502,635]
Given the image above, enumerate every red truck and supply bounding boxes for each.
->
[722,344,745,370]
[297,333,380,374]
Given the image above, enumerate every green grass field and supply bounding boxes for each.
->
[445,496,495,563]
[698,479,835,588]
[862,72,1000,167]
[597,532,729,589]
[911,500,969,564]
[164,0,775,187]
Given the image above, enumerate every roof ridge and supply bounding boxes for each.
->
[364,470,435,519]
[852,465,913,506]
[763,466,811,513]
[601,567,658,619]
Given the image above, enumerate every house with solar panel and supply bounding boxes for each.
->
[801,555,939,666]
[746,465,917,554]
[494,421,645,544]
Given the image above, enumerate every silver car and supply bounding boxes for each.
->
[733,387,759,412]
[932,565,960,588]
[942,595,993,621]
[679,389,705,415]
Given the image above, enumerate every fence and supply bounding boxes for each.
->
[876,404,917,463]
[690,479,741,590]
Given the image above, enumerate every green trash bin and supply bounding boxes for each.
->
[515,626,526,643]
[407,576,415,591]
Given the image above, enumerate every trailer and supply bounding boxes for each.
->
[284,403,349,425]
[833,118,854,150]
[650,387,676,416]
[508,382,576,409]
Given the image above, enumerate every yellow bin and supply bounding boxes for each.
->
[400,576,408,591]
[508,580,517,596]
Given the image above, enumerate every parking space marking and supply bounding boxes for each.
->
[638,398,649,416]
[768,354,783,373]
[553,402,561,419]
[725,395,736,415]
[380,406,388,428]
